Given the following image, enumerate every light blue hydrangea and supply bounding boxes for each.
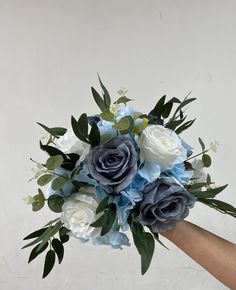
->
[93,229,130,249]
[162,163,193,185]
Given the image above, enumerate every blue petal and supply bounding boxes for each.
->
[74,164,98,186]
[138,162,161,183]
[163,163,193,185]
[93,230,130,249]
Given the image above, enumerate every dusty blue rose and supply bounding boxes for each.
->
[87,136,138,193]
[138,178,196,232]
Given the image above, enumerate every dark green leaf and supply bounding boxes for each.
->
[190,184,228,198]
[98,74,111,107]
[101,204,117,236]
[60,234,69,244]
[52,238,64,264]
[162,97,181,119]
[152,232,169,250]
[202,154,211,167]
[37,174,54,186]
[28,242,48,263]
[165,116,187,130]
[44,218,60,227]
[71,116,89,143]
[78,113,89,138]
[90,215,105,228]
[48,195,64,213]
[112,116,134,134]
[96,196,109,214]
[172,97,196,119]
[175,119,196,134]
[39,141,67,159]
[89,122,100,148]
[24,227,49,240]
[184,161,194,170]
[51,176,67,191]
[46,155,64,170]
[42,250,56,278]
[198,198,236,218]
[37,123,67,138]
[149,95,166,118]
[91,87,106,111]
[187,182,209,191]
[206,174,211,185]
[198,137,205,151]
[130,221,155,275]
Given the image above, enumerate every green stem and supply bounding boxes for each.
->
[186,149,209,161]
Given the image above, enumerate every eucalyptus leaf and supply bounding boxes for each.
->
[42,250,56,278]
[112,116,134,134]
[202,154,211,168]
[175,119,196,134]
[51,176,67,191]
[32,189,45,212]
[46,155,64,170]
[48,195,64,213]
[100,108,115,122]
[37,174,54,186]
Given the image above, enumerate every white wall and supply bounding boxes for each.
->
[0,1,236,289]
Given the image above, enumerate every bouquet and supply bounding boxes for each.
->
[22,77,236,278]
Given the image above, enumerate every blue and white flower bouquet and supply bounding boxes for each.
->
[22,77,236,278]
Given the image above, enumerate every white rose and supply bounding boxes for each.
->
[60,187,100,240]
[55,128,90,162]
[139,125,187,171]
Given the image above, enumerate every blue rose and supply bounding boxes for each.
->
[87,136,138,193]
[138,178,196,232]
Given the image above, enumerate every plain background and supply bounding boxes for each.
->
[0,1,236,289]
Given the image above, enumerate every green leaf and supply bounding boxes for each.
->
[98,74,111,107]
[42,250,56,278]
[51,176,67,191]
[165,116,187,131]
[71,115,89,143]
[23,222,60,252]
[130,221,155,275]
[37,174,54,186]
[172,97,196,119]
[91,87,106,111]
[36,221,63,252]
[39,141,67,159]
[47,195,65,213]
[96,196,109,214]
[112,116,134,134]
[90,204,117,236]
[175,119,196,134]
[28,242,48,263]
[114,96,133,105]
[32,189,45,212]
[46,155,64,170]
[89,122,100,148]
[198,137,205,151]
[149,95,166,118]
[52,238,64,264]
[187,182,209,191]
[23,227,49,240]
[202,154,211,167]
[37,123,67,138]
[44,218,60,227]
[190,184,228,198]
[152,231,169,250]
[206,173,211,185]
[184,161,194,170]
[59,227,70,244]
[162,97,181,119]
[198,198,236,218]
[100,108,115,122]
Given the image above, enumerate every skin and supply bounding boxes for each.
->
[161,221,236,289]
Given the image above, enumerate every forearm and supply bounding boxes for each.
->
[162,221,236,289]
